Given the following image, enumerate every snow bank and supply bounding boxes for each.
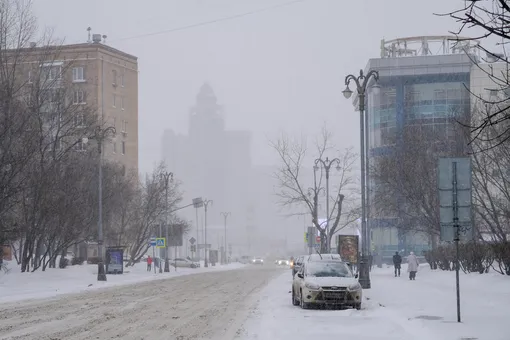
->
[241,264,508,340]
[0,261,245,304]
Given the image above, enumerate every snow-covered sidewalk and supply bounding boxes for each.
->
[0,261,245,304]
[240,265,509,340]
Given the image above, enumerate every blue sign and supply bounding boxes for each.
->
[156,238,165,248]
[149,238,157,247]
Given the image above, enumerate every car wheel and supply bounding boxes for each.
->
[292,288,299,306]
[355,303,362,310]
[300,290,309,309]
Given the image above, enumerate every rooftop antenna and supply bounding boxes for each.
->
[87,27,92,43]
[102,34,107,44]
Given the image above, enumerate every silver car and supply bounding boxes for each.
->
[292,260,362,310]
[170,258,200,268]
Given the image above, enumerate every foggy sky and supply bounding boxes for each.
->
[33,0,463,175]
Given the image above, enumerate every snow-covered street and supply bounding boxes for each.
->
[1,263,508,339]
[0,264,280,339]
[0,261,245,304]
[239,265,509,340]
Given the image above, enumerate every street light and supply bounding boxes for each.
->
[203,199,213,267]
[343,68,380,289]
[161,171,174,273]
[85,125,116,282]
[314,157,341,253]
[220,212,231,264]
[192,197,204,260]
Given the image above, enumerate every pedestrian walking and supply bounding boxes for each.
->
[407,251,419,280]
[147,255,153,272]
[392,251,402,277]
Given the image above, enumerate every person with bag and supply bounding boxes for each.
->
[392,251,402,277]
[407,251,419,280]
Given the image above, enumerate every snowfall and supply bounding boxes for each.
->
[1,261,509,340]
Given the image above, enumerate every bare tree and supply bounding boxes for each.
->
[125,164,184,266]
[371,120,469,250]
[271,128,360,252]
[442,0,510,143]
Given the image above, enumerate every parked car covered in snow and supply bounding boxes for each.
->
[292,259,361,310]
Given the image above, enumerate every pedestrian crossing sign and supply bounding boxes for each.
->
[156,238,166,248]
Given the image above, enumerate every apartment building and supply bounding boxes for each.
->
[19,34,138,174]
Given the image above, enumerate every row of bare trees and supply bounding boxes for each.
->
[0,0,190,273]
[271,128,360,252]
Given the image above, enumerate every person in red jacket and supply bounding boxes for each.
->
[147,255,153,271]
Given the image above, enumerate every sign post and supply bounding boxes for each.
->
[189,237,196,259]
[438,157,472,323]
[149,237,157,273]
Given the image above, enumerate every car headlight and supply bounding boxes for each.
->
[261,259,264,262]
[348,282,362,291]
[305,282,320,290]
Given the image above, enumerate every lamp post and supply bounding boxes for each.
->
[314,157,341,253]
[88,125,116,282]
[161,171,174,273]
[192,197,204,260]
[220,212,230,264]
[342,69,380,289]
[203,199,213,267]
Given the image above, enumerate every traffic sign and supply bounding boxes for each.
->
[190,245,196,253]
[189,237,196,245]
[156,238,166,248]
[314,243,320,250]
[316,236,321,243]
[149,237,156,247]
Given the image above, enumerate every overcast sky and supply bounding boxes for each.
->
[33,0,465,175]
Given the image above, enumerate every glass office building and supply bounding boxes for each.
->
[358,36,478,261]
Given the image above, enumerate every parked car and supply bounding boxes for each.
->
[251,257,264,265]
[170,258,200,268]
[307,253,343,262]
[292,259,361,310]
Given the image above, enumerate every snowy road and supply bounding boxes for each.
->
[0,265,282,340]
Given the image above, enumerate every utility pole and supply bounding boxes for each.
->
[220,212,230,264]
[162,172,173,272]
[92,125,116,282]
[203,199,213,267]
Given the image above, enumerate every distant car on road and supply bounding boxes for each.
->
[292,259,362,310]
[275,259,290,266]
[251,257,264,265]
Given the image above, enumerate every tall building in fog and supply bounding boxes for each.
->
[162,84,251,250]
[356,36,479,260]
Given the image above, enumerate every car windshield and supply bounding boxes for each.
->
[306,262,352,278]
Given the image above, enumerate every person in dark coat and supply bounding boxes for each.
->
[392,251,402,277]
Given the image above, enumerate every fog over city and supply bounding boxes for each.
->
[1,0,509,339]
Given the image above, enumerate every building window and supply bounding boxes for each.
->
[113,142,117,153]
[75,112,84,127]
[28,70,33,83]
[121,120,127,133]
[112,116,116,129]
[121,73,125,87]
[121,141,125,155]
[73,90,86,104]
[113,94,116,107]
[44,66,62,80]
[112,69,117,85]
[72,67,85,82]
[121,97,125,110]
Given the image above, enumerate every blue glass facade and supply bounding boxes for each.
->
[367,73,471,259]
